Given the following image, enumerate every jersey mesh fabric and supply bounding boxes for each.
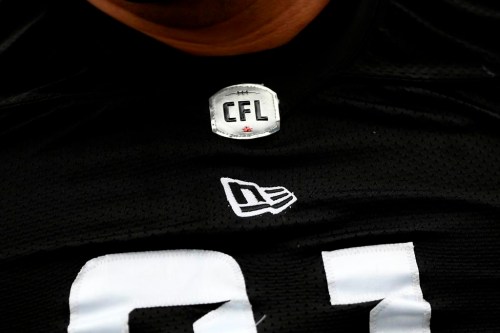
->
[1,0,500,332]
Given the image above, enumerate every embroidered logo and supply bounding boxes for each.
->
[209,84,280,140]
[221,177,297,217]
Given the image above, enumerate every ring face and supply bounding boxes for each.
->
[209,84,280,140]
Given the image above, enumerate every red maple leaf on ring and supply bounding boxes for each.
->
[243,126,253,133]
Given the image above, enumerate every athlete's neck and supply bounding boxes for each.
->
[87,0,330,56]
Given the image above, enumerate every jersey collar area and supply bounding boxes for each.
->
[175,0,384,113]
[82,0,383,120]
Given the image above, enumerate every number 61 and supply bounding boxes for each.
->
[68,242,431,333]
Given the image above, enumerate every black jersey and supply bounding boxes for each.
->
[1,0,500,332]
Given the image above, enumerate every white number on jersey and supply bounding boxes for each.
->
[67,250,256,333]
[68,243,431,332]
[322,242,431,333]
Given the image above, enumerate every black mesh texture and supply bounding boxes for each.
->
[1,0,500,332]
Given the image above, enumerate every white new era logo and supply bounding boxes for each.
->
[221,178,297,217]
